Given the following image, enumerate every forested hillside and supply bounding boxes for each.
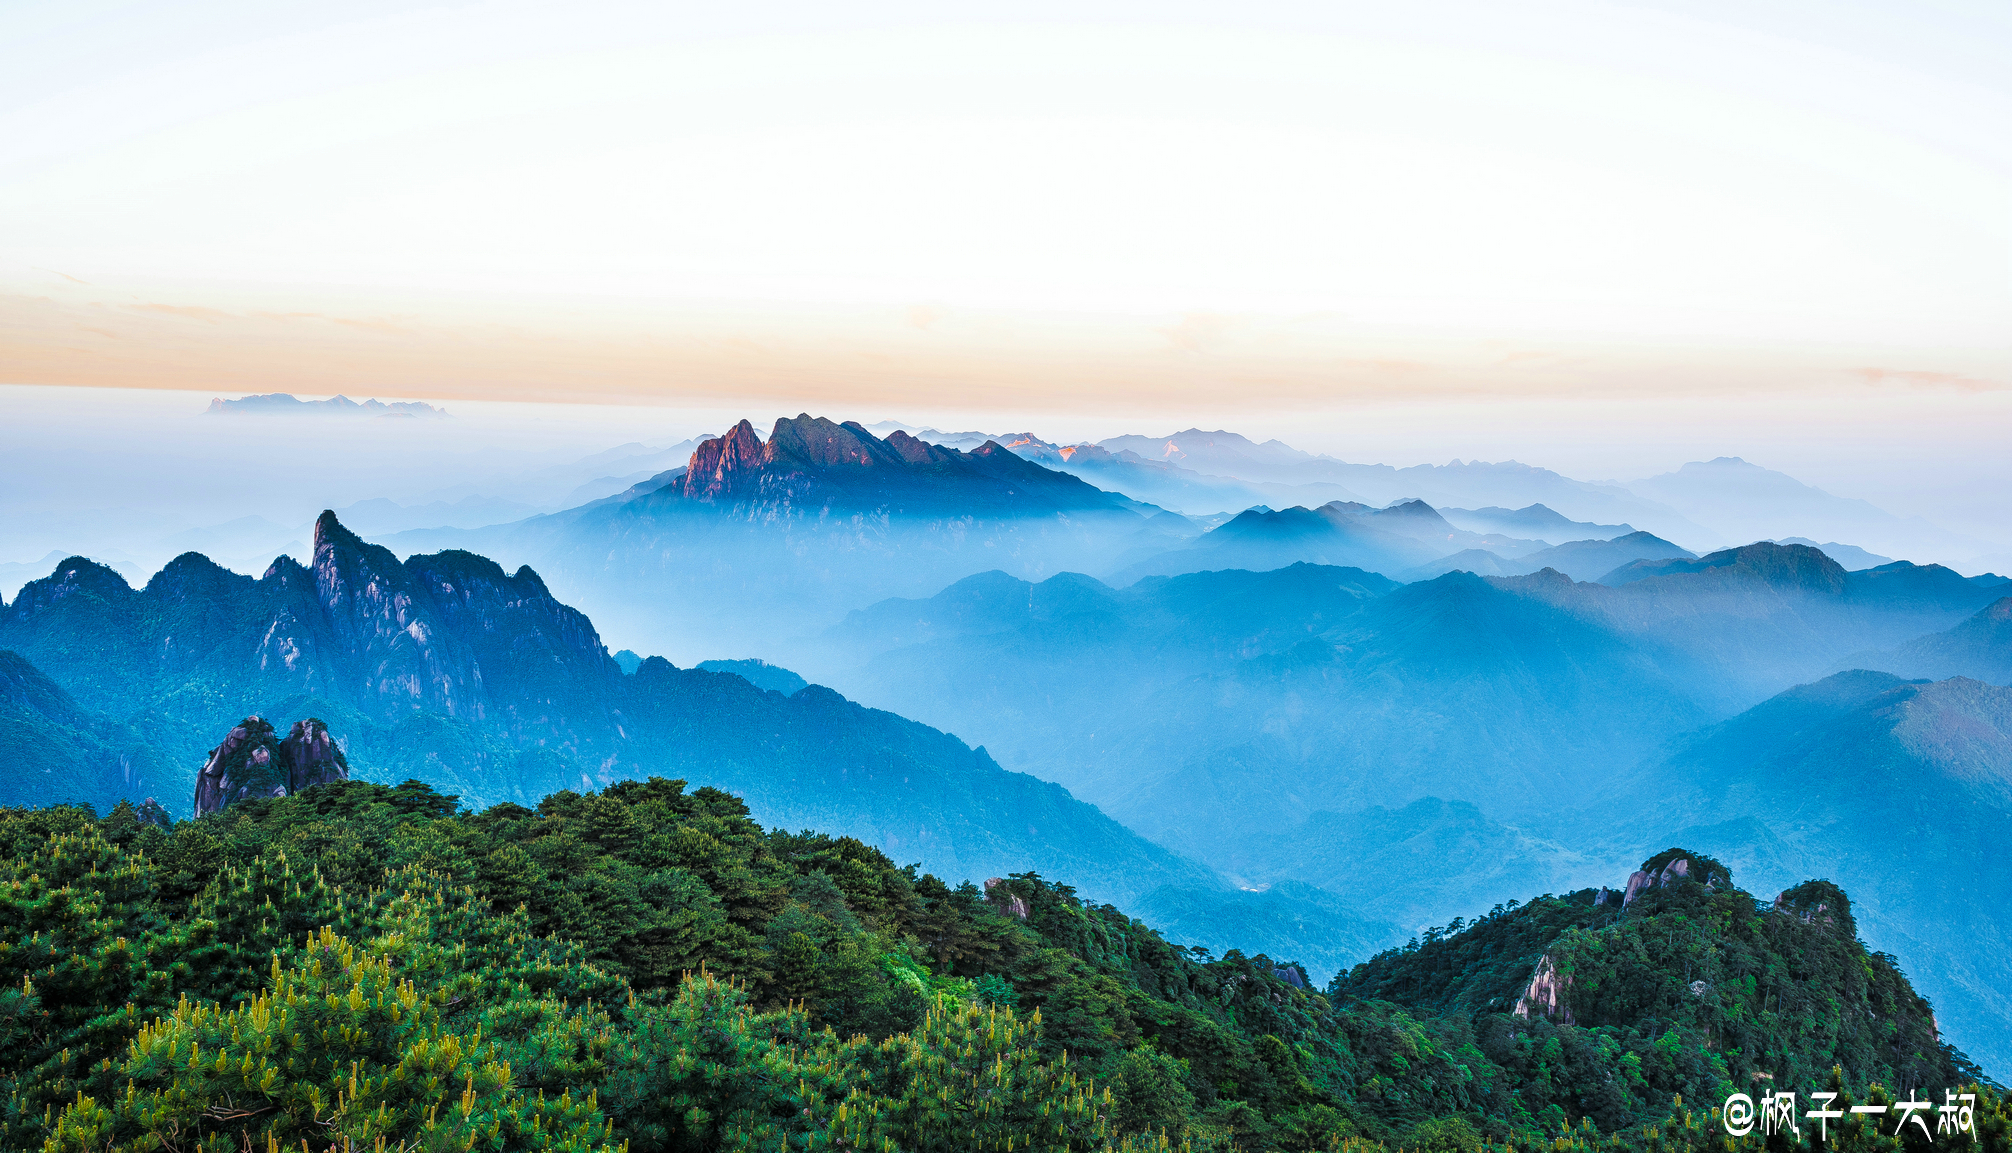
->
[1609,670,2012,1076]
[4,780,1996,1152]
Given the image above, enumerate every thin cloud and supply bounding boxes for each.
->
[1853,367,2005,393]
[128,303,230,322]
[328,316,415,336]
[1159,312,1233,353]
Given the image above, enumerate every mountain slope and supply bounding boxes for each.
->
[0,649,185,811]
[1217,797,1600,934]
[1609,671,2012,1076]
[1511,530,1694,581]
[13,786,1984,1151]
[820,566,1707,892]
[1107,504,1449,583]
[1846,597,2012,685]
[1334,847,1970,1096]
[0,514,1213,906]
[1101,573,1707,844]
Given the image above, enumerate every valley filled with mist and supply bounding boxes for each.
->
[5,390,2009,1083]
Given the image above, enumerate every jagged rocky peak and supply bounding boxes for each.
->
[193,715,351,817]
[768,414,908,468]
[5,555,133,619]
[666,413,1117,515]
[1617,846,1730,906]
[682,414,949,498]
[1773,879,1855,937]
[684,419,771,498]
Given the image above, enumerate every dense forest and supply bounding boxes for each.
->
[3,770,2002,1151]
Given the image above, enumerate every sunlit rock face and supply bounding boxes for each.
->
[671,414,1133,515]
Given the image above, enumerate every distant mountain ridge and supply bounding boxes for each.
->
[1495,541,2009,711]
[1846,596,2012,685]
[0,512,1221,910]
[207,393,448,418]
[1089,431,1711,542]
[1438,503,1635,541]
[357,418,2001,663]
[1404,529,1693,582]
[673,415,1137,515]
[1773,537,1893,571]
[1104,499,1551,585]
[374,414,1193,661]
[1629,455,1979,561]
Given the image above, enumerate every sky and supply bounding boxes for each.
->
[1,0,2009,553]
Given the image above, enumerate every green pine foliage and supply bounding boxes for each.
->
[1,788,2000,1153]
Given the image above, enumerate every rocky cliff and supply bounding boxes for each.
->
[1510,952,1574,1024]
[191,715,352,816]
[668,414,1136,515]
[0,512,623,746]
[0,524,1220,907]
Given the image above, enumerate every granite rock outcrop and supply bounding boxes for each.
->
[1622,857,1691,906]
[192,715,352,816]
[1511,952,1574,1024]
[983,877,1032,921]
[669,414,1132,515]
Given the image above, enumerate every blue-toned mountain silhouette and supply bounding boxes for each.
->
[0,512,1229,912]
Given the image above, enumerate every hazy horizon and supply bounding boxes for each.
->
[9,0,2006,582]
[4,385,2008,610]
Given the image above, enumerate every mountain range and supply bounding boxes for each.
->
[7,413,2011,1074]
[376,415,1197,661]
[0,513,1220,911]
[1628,456,1982,560]
[207,393,449,418]
[123,419,1968,671]
[1402,529,1694,582]
[817,563,1712,840]
[798,536,2010,1070]
[0,509,1422,980]
[816,544,2006,834]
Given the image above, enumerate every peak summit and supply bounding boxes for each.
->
[665,415,1129,515]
